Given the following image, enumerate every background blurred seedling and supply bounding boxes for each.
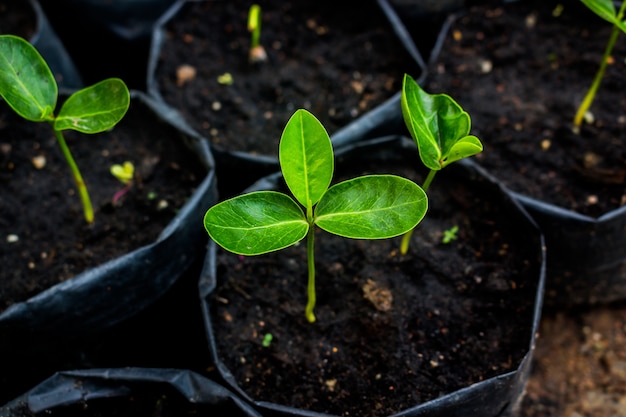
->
[110,161,135,204]
[441,225,459,244]
[248,4,267,63]
[0,35,130,223]
[573,0,626,130]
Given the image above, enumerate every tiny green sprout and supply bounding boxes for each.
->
[442,225,459,244]
[0,35,130,223]
[248,4,267,63]
[205,109,428,323]
[573,0,626,129]
[399,73,483,255]
[262,333,273,347]
[110,161,135,204]
[217,72,234,85]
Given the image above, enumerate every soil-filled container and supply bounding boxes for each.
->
[0,91,217,355]
[200,135,546,417]
[423,0,626,306]
[1,368,261,417]
[147,0,427,193]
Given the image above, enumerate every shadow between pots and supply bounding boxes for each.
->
[1,368,261,417]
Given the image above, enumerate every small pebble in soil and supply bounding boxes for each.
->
[31,155,46,169]
[176,64,196,87]
[6,234,19,243]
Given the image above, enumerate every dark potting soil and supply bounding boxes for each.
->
[0,99,205,312]
[153,0,422,157]
[425,0,626,217]
[210,148,541,416]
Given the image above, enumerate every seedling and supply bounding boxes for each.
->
[399,73,483,254]
[248,4,267,63]
[0,35,130,223]
[442,225,459,244]
[110,161,135,204]
[262,333,273,347]
[573,0,626,129]
[205,109,427,323]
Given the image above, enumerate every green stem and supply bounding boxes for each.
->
[248,4,261,49]
[400,169,437,255]
[53,128,94,223]
[304,225,316,323]
[573,1,626,128]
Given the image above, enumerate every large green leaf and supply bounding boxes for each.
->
[0,35,56,122]
[55,78,130,133]
[315,175,427,239]
[402,74,482,170]
[279,109,333,209]
[204,191,309,255]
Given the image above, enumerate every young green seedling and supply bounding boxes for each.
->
[110,161,135,204]
[441,225,459,244]
[399,73,483,254]
[573,0,626,129]
[204,109,427,323]
[248,4,267,63]
[0,35,130,223]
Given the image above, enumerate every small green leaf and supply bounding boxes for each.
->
[402,74,482,170]
[279,109,333,210]
[110,161,135,185]
[55,78,130,133]
[204,191,309,255]
[441,135,483,168]
[580,0,618,25]
[315,175,427,239]
[0,35,57,122]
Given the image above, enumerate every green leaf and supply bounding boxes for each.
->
[55,78,130,133]
[204,191,309,255]
[441,135,483,168]
[315,175,427,239]
[402,73,482,170]
[580,0,618,25]
[279,109,333,209]
[0,35,57,122]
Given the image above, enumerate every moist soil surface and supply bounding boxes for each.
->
[153,0,422,158]
[210,143,542,416]
[0,98,205,312]
[425,0,626,218]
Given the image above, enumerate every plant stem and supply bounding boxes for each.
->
[305,225,316,323]
[573,1,626,128]
[400,169,436,254]
[53,128,94,223]
[248,4,261,49]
